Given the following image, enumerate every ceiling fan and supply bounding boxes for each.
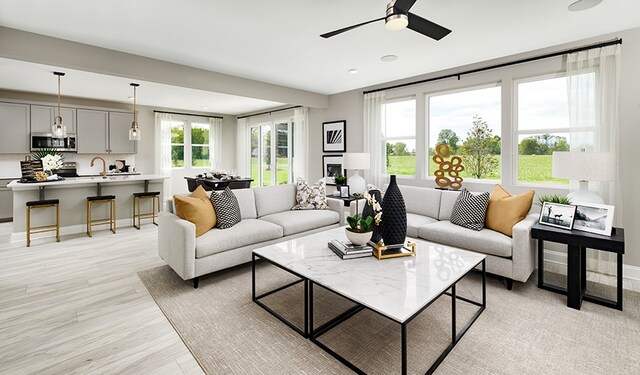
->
[320,0,451,41]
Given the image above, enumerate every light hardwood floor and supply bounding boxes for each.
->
[0,222,203,375]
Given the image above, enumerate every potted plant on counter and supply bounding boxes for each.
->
[345,194,373,246]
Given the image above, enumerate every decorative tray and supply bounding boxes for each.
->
[370,241,417,260]
[19,177,66,184]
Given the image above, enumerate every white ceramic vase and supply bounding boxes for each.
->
[345,229,372,246]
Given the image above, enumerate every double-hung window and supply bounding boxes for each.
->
[382,98,416,176]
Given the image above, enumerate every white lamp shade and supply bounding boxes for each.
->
[343,153,370,170]
[552,151,614,181]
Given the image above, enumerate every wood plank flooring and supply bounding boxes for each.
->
[0,223,203,375]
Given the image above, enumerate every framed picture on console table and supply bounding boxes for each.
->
[573,203,615,236]
[323,121,346,152]
[539,202,577,230]
[322,155,345,185]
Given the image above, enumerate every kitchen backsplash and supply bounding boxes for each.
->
[0,153,137,178]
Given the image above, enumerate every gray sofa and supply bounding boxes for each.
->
[362,185,537,288]
[158,184,343,287]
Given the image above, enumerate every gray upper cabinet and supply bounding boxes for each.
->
[76,109,136,154]
[0,102,30,153]
[30,105,76,134]
[108,112,136,154]
[76,109,108,153]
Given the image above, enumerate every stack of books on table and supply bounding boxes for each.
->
[328,240,373,260]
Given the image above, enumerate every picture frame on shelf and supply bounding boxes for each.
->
[339,185,350,198]
[323,120,346,152]
[573,203,615,236]
[539,202,577,230]
[322,155,345,186]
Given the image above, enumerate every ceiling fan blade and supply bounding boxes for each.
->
[393,0,418,13]
[407,12,451,41]
[320,17,385,38]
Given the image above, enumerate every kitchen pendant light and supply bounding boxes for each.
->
[52,72,67,138]
[129,83,140,141]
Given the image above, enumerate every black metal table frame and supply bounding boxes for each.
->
[252,253,486,374]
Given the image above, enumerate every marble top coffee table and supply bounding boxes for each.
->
[252,227,486,375]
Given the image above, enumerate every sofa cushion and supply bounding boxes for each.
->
[231,188,258,219]
[418,221,512,258]
[438,190,462,221]
[260,210,340,236]
[254,184,297,217]
[210,188,242,229]
[398,186,442,219]
[406,213,438,238]
[195,219,283,258]
[485,185,534,237]
[293,177,328,210]
[450,189,490,231]
[173,186,216,237]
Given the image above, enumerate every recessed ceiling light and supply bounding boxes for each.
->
[568,0,603,11]
[348,69,359,74]
[380,55,398,62]
[202,106,208,110]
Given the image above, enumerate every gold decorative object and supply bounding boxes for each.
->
[371,241,416,260]
[432,143,464,190]
[34,171,48,181]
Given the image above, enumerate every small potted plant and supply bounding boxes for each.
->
[345,194,373,246]
[334,174,347,187]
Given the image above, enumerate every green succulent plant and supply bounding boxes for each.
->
[346,214,373,233]
[334,174,347,185]
[536,194,571,206]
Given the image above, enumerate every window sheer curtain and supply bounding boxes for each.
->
[567,44,621,273]
[363,91,386,188]
[156,112,172,199]
[236,117,250,177]
[293,107,309,180]
[208,117,223,170]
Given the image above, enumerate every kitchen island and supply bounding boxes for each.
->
[8,174,166,242]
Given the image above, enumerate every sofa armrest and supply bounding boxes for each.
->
[158,211,197,281]
[326,198,344,225]
[511,213,538,282]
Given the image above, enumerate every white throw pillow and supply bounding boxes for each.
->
[292,177,328,210]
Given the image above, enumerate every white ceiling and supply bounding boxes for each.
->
[1,0,639,110]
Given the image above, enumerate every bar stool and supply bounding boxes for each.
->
[26,199,60,247]
[86,195,116,237]
[133,191,160,229]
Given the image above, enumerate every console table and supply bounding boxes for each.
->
[531,223,625,311]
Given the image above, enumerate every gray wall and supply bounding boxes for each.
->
[308,26,640,268]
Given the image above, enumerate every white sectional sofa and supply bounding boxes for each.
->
[365,185,538,288]
[158,184,343,288]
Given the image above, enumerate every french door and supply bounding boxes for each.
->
[250,119,293,187]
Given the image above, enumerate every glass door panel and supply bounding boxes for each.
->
[276,122,289,185]
[261,126,272,186]
[251,127,259,187]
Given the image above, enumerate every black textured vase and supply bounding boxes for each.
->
[381,175,407,246]
[362,189,382,244]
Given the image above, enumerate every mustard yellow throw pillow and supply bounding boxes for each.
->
[173,185,217,237]
[484,185,534,237]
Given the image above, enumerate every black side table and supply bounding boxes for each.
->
[328,196,357,207]
[532,223,625,310]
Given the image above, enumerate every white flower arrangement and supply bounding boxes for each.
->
[41,154,63,172]
[364,190,383,226]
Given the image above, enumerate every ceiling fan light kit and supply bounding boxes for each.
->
[385,1,409,31]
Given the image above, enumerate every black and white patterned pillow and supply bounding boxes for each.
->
[210,188,242,229]
[450,189,490,231]
[292,177,328,210]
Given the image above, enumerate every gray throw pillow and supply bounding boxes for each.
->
[292,177,328,210]
[450,189,490,231]
[210,188,241,229]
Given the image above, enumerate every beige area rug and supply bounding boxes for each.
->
[138,263,640,375]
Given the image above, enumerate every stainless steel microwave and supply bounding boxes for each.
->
[30,132,77,152]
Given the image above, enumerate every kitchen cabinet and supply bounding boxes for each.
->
[0,102,30,153]
[76,109,136,154]
[30,105,76,134]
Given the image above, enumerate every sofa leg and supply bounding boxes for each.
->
[193,277,200,289]
[505,278,513,290]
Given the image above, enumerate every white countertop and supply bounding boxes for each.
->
[7,174,167,190]
[253,227,486,323]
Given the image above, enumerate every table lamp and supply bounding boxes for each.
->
[343,153,370,195]
[552,151,614,204]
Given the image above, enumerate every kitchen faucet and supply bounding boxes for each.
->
[90,156,107,179]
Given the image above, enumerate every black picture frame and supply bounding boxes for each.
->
[539,202,577,230]
[323,120,347,152]
[322,155,345,185]
[339,185,350,198]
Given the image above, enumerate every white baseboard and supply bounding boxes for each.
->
[10,218,139,243]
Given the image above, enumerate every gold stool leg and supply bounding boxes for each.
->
[137,197,141,229]
[55,204,60,242]
[88,201,93,237]
[112,199,116,234]
[152,196,158,226]
[26,206,31,247]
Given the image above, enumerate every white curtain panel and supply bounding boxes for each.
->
[293,107,309,180]
[567,44,621,273]
[236,117,250,178]
[363,91,386,188]
[208,117,223,171]
[156,112,172,200]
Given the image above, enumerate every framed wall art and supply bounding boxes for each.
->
[323,120,346,152]
[322,155,345,185]
[539,202,577,230]
[573,203,615,236]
